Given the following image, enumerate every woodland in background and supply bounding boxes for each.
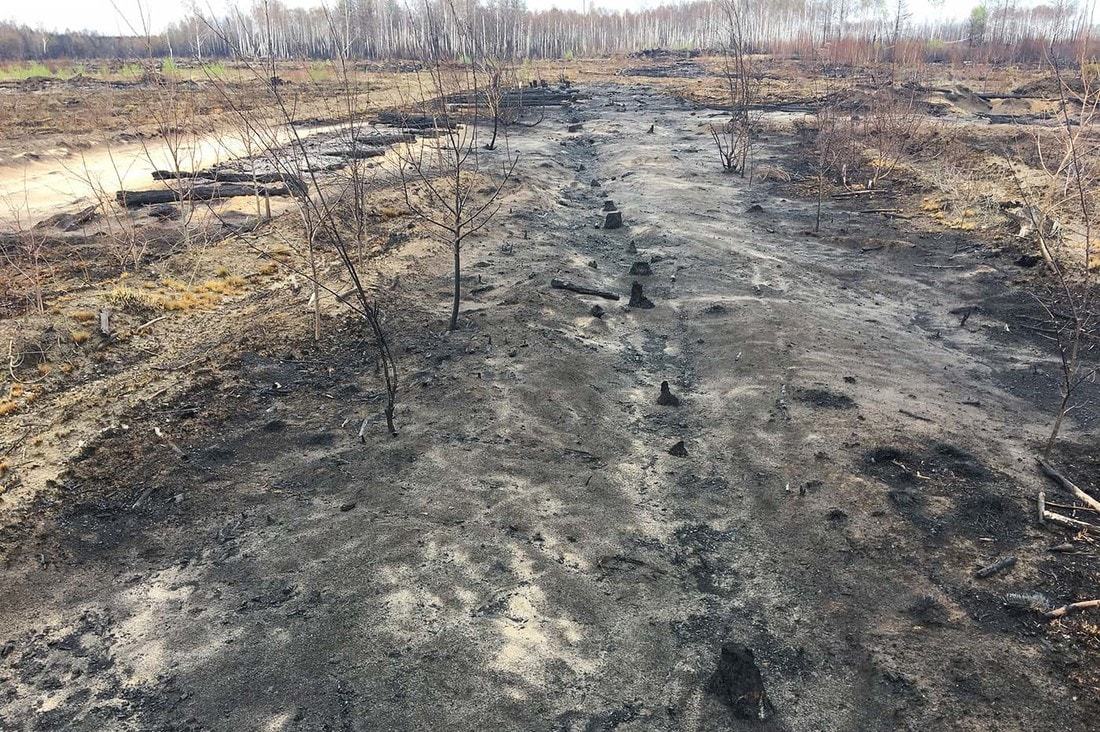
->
[0,0,1097,64]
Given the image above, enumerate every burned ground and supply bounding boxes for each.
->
[0,83,1098,730]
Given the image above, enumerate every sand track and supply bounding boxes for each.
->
[0,84,1097,730]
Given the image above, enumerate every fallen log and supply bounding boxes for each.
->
[355,132,415,146]
[116,183,293,208]
[1037,491,1100,533]
[325,147,386,159]
[1038,457,1100,512]
[152,169,281,183]
[974,555,1017,578]
[1045,599,1100,619]
[151,169,307,195]
[550,278,620,301]
[376,110,456,129]
[443,89,579,105]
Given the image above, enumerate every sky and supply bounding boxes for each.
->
[3,0,976,35]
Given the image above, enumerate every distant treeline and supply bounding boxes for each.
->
[0,0,1096,64]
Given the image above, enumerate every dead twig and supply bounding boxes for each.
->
[135,315,170,332]
[1045,599,1100,619]
[1038,491,1100,533]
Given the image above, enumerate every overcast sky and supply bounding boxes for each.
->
[5,0,974,35]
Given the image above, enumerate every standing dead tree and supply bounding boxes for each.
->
[861,89,924,190]
[711,0,758,177]
[0,196,50,315]
[1011,50,1098,456]
[393,1,518,332]
[479,58,545,151]
[199,2,400,436]
[808,102,843,233]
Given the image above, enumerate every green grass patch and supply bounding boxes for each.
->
[0,61,54,81]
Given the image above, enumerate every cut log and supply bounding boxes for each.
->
[355,132,416,146]
[550,278,620,301]
[116,183,293,208]
[153,169,284,184]
[325,147,386,159]
[150,170,307,196]
[376,110,456,129]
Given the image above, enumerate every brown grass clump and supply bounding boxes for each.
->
[70,310,98,323]
[106,286,164,314]
[70,330,91,345]
[0,401,18,417]
[162,291,219,311]
[198,276,247,294]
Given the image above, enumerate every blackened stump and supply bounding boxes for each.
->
[629,261,653,276]
[603,210,623,229]
[629,282,654,308]
[669,440,688,457]
[711,643,773,721]
[657,381,680,407]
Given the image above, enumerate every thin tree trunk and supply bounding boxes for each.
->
[815,175,824,231]
[487,112,499,150]
[308,227,322,341]
[1044,390,1071,457]
[449,241,461,331]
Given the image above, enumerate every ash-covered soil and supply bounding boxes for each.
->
[1,84,1097,731]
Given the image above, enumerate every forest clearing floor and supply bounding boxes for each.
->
[1,83,1098,731]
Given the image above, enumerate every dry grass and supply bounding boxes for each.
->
[70,310,98,323]
[106,286,163,314]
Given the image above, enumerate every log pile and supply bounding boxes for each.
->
[116,183,294,208]
[443,87,581,108]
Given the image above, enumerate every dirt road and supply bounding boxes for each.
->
[1,85,1096,730]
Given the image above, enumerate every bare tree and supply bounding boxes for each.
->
[393,1,518,332]
[0,195,50,315]
[711,0,757,177]
[199,1,400,436]
[1011,50,1098,455]
[861,90,924,190]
